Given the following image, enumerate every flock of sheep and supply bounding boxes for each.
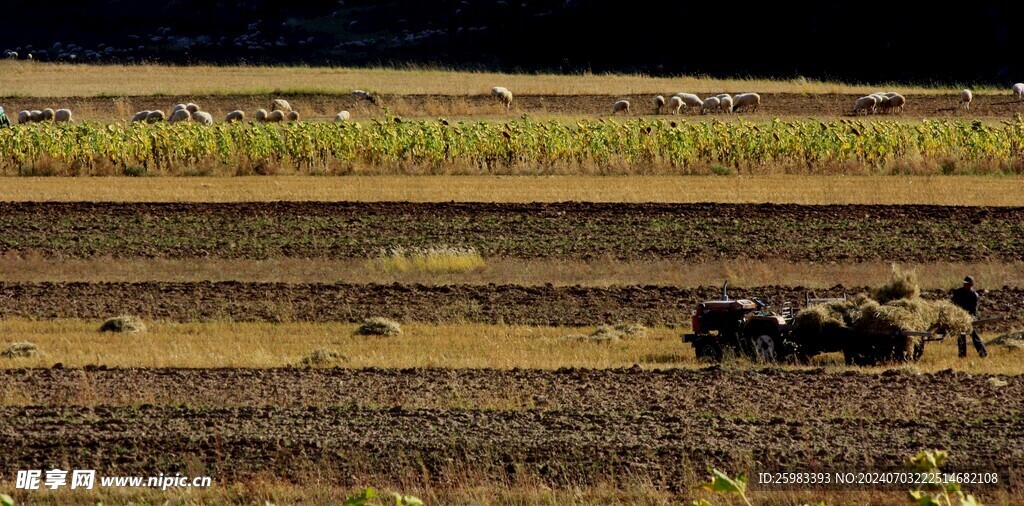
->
[126,92,376,125]
[16,107,73,123]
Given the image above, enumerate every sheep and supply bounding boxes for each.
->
[168,108,191,123]
[876,96,892,113]
[674,93,703,113]
[29,110,43,122]
[334,111,351,122]
[271,99,292,112]
[852,95,877,115]
[255,109,268,122]
[17,110,31,124]
[185,103,199,113]
[131,110,151,122]
[1013,83,1024,101]
[352,90,372,100]
[720,95,734,114]
[611,100,630,114]
[887,93,906,113]
[960,89,973,110]
[286,110,299,121]
[172,103,187,112]
[54,109,73,123]
[41,108,55,121]
[716,93,731,100]
[700,97,720,115]
[653,95,665,114]
[146,110,166,122]
[265,110,285,122]
[191,111,214,125]
[490,87,513,108]
[732,92,761,112]
[668,96,683,115]
[224,110,245,122]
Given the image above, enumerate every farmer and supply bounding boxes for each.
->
[0,107,10,128]
[951,275,988,358]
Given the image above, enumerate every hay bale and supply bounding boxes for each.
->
[870,268,920,303]
[299,349,346,366]
[355,317,402,336]
[929,300,973,336]
[612,323,647,339]
[2,342,38,358]
[99,315,146,333]
[884,298,936,332]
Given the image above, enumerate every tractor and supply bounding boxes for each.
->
[682,282,797,362]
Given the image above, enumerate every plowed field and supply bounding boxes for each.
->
[2,202,1021,262]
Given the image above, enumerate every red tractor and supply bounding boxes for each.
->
[682,282,797,362]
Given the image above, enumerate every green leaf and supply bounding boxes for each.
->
[0,493,13,506]
[701,469,746,495]
[343,487,377,506]
[689,500,714,506]
[958,493,980,506]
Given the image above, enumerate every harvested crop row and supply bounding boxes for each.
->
[0,282,1019,328]
[0,202,1021,262]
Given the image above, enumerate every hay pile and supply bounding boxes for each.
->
[99,315,146,333]
[563,323,647,344]
[299,349,347,366]
[2,342,38,358]
[355,317,402,336]
[870,268,920,303]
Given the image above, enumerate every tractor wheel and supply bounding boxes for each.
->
[694,339,724,362]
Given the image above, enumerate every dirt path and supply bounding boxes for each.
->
[0,368,1020,489]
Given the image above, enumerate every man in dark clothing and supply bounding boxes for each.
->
[951,276,988,358]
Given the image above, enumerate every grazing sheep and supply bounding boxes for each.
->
[41,108,55,121]
[490,87,513,108]
[1013,83,1024,101]
[887,93,906,113]
[146,110,166,122]
[17,110,31,124]
[286,110,299,121]
[958,89,973,110]
[255,109,268,122]
[352,90,372,100]
[876,96,892,113]
[853,96,877,115]
[266,110,285,122]
[716,93,731,100]
[131,110,151,122]
[191,111,214,125]
[674,93,703,113]
[882,92,900,98]
[168,108,191,123]
[668,96,683,115]
[700,97,720,115]
[732,92,761,112]
[185,103,199,113]
[720,96,734,114]
[334,111,351,122]
[653,95,665,114]
[611,100,630,114]
[225,110,245,122]
[172,103,187,112]
[271,99,292,112]
[54,109,73,123]
[29,110,43,122]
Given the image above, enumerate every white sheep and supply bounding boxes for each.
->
[225,110,245,122]
[17,110,30,124]
[272,99,292,112]
[653,95,665,114]
[54,109,73,123]
[716,93,731,100]
[131,110,151,122]
[700,97,720,115]
[668,96,683,115]
[887,93,906,113]
[960,89,973,110]
[674,93,703,113]
[1013,83,1024,101]
[172,103,187,112]
[168,108,191,123]
[266,110,285,122]
[41,108,55,121]
[352,90,372,100]
[611,100,630,114]
[732,93,761,112]
[255,109,268,122]
[490,87,513,108]
[29,110,43,122]
[720,96,734,114]
[191,111,214,125]
[286,110,299,121]
[334,111,351,122]
[853,96,877,115]
[146,110,166,122]
[185,103,199,113]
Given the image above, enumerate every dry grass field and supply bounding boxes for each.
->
[1,175,1021,205]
